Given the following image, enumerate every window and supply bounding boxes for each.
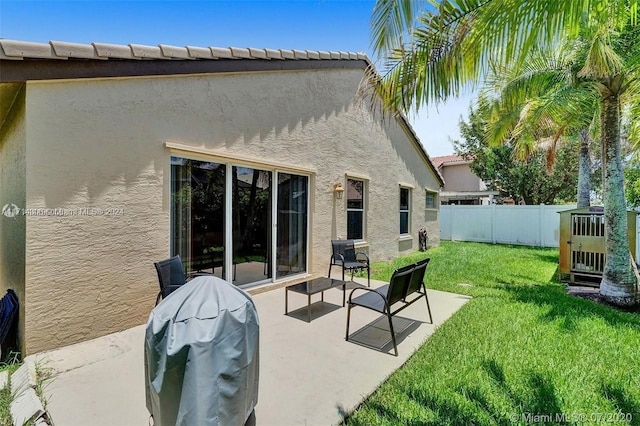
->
[171,155,309,287]
[171,157,226,277]
[425,190,438,209]
[347,178,365,240]
[400,187,411,235]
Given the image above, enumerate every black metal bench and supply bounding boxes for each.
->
[345,258,432,356]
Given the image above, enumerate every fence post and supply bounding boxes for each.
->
[491,203,497,244]
[539,204,545,247]
[450,204,455,241]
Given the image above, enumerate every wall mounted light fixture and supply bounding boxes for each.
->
[333,181,345,199]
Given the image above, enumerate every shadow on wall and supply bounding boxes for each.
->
[360,83,440,194]
[0,85,26,351]
[26,70,357,208]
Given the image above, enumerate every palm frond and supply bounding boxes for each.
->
[371,0,426,55]
[371,0,639,112]
[578,34,626,79]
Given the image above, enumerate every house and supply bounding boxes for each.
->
[431,154,498,205]
[0,39,444,354]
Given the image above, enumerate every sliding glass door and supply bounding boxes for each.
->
[171,157,225,278]
[171,156,308,287]
[232,166,272,285]
[276,173,308,278]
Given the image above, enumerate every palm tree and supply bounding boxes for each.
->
[370,0,640,305]
[482,40,600,208]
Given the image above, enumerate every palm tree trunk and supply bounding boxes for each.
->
[577,129,591,208]
[599,91,637,306]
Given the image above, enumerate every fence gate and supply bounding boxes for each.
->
[569,213,606,284]
[558,206,637,286]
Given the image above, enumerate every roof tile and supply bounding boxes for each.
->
[93,42,135,59]
[50,41,97,59]
[248,48,267,59]
[0,40,55,59]
[159,44,191,59]
[431,154,466,168]
[130,44,163,59]
[229,47,252,59]
[209,47,234,59]
[0,39,372,66]
[265,48,283,59]
[292,49,308,59]
[279,49,295,59]
[187,46,214,59]
[0,44,22,60]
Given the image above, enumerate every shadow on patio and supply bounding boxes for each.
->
[32,277,470,426]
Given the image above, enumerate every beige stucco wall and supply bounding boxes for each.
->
[23,67,440,354]
[0,85,26,350]
[441,163,484,192]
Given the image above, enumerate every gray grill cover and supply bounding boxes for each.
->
[145,275,259,426]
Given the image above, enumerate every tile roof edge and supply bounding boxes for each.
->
[0,39,371,63]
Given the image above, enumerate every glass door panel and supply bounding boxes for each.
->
[276,173,308,278]
[232,166,272,285]
[171,157,225,278]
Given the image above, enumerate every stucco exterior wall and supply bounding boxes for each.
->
[0,85,26,350]
[441,163,484,192]
[23,68,440,353]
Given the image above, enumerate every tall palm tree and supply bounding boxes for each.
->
[482,40,599,208]
[370,0,640,305]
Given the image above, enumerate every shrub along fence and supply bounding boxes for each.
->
[440,204,576,248]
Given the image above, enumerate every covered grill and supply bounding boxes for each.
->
[145,275,259,426]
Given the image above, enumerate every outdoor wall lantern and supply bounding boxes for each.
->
[333,181,345,199]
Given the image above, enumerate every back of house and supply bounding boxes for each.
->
[0,39,443,354]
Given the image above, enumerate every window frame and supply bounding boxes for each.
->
[346,177,366,241]
[399,186,411,236]
[425,189,439,210]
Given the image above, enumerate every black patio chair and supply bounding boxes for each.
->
[405,258,433,324]
[345,263,414,356]
[328,240,370,287]
[153,255,194,305]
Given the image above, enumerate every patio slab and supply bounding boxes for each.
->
[29,278,471,426]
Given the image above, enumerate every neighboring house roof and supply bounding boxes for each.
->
[431,154,470,168]
[0,39,444,186]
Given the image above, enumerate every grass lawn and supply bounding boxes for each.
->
[345,241,640,425]
[0,360,20,426]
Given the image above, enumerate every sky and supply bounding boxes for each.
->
[0,0,475,157]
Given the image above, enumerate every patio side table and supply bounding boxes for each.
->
[285,277,347,322]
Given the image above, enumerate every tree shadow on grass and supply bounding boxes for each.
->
[342,360,566,426]
[601,384,640,425]
[500,283,640,333]
[532,251,560,265]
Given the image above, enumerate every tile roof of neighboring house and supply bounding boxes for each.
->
[0,39,444,186]
[431,154,469,168]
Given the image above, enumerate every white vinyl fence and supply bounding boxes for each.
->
[440,204,576,248]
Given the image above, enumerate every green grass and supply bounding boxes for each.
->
[345,241,640,425]
[0,354,21,426]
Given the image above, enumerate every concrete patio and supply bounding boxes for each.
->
[29,278,471,426]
